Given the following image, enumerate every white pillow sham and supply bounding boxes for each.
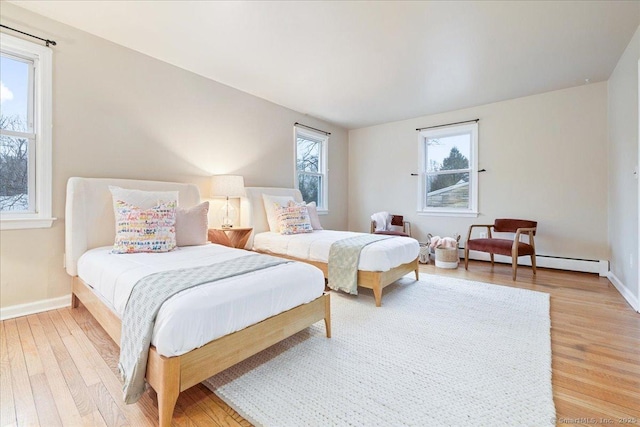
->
[262,194,294,232]
[109,186,179,210]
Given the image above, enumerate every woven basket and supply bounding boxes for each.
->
[435,247,459,269]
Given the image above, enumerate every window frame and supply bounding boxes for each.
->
[293,126,329,213]
[0,33,54,230]
[417,122,479,217]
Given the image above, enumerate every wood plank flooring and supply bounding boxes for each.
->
[1,261,638,426]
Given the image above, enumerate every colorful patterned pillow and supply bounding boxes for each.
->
[112,200,177,253]
[276,201,313,235]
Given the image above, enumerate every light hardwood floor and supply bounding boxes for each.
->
[1,261,638,426]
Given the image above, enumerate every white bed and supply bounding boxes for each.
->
[243,187,420,307]
[254,230,418,272]
[65,177,331,427]
[77,244,324,357]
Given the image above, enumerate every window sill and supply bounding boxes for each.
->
[1,217,57,230]
[317,209,329,216]
[417,211,478,218]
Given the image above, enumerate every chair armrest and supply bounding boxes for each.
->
[515,227,536,246]
[466,224,494,241]
[403,221,411,237]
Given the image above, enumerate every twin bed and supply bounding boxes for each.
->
[65,178,418,426]
[66,178,330,427]
[243,187,420,307]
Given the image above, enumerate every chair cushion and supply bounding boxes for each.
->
[494,219,537,234]
[467,238,534,256]
[374,230,410,237]
[390,215,404,226]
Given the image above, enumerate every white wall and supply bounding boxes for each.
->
[0,3,348,310]
[349,83,609,262]
[608,25,640,311]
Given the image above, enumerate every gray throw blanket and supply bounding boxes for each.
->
[327,234,392,294]
[118,253,290,404]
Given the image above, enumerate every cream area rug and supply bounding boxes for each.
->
[203,274,555,427]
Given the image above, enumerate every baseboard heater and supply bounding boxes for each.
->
[457,248,609,277]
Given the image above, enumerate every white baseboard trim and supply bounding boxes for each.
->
[459,249,608,275]
[0,295,71,321]
[607,272,640,313]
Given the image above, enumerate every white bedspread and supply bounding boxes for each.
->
[77,244,324,357]
[253,230,419,272]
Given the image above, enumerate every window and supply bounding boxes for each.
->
[0,34,53,230]
[294,126,328,212]
[418,122,478,216]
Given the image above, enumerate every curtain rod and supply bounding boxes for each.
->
[0,24,57,47]
[294,122,331,135]
[416,119,479,132]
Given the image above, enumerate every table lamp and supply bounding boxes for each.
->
[210,175,245,228]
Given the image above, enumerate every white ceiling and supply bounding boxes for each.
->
[8,1,640,129]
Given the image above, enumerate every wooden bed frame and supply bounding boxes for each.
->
[257,252,419,307]
[242,187,421,307]
[64,178,332,426]
[71,276,331,427]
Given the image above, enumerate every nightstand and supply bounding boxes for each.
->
[208,227,253,249]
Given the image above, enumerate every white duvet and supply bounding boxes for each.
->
[253,230,419,272]
[77,244,324,357]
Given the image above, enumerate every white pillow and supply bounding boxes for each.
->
[306,202,323,230]
[262,194,294,232]
[109,186,178,210]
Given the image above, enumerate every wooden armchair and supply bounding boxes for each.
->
[464,219,537,280]
[370,214,412,237]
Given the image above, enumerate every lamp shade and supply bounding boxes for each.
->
[210,175,246,198]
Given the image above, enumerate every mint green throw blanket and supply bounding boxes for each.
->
[327,234,392,295]
[118,253,290,404]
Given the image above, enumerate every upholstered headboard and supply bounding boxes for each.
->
[241,187,303,248]
[65,177,201,276]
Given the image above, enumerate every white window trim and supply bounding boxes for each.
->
[417,122,479,217]
[293,127,329,213]
[0,34,55,230]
